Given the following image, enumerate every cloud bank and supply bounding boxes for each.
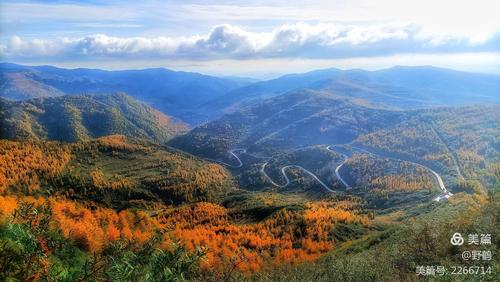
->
[2,23,499,61]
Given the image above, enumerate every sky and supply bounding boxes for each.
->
[1,0,500,78]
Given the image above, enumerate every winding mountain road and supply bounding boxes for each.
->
[260,162,335,192]
[347,145,453,201]
[212,149,334,192]
[206,149,246,168]
[260,162,284,187]
[213,145,453,202]
[325,145,350,189]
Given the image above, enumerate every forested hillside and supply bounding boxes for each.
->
[1,64,498,281]
[0,135,235,207]
[171,91,499,193]
[0,93,188,143]
[169,91,403,159]
[0,135,379,280]
[354,106,500,187]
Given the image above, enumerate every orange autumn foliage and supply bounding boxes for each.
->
[96,135,146,152]
[0,195,48,222]
[370,175,433,192]
[0,195,18,222]
[0,137,374,276]
[156,201,368,273]
[49,199,161,252]
[0,140,71,193]
[1,194,368,274]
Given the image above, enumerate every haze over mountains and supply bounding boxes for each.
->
[2,63,500,125]
[0,63,251,124]
[204,66,500,118]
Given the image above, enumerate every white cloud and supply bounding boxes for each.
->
[4,36,75,57]
[1,23,499,60]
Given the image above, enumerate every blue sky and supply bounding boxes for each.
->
[1,0,500,77]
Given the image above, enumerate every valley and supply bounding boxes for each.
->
[0,63,498,281]
[211,141,452,203]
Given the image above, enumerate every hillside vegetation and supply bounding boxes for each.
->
[169,91,402,159]
[171,92,499,194]
[354,106,500,187]
[0,136,378,280]
[1,64,498,281]
[0,135,235,208]
[0,93,188,143]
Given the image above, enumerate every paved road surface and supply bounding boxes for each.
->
[206,149,245,168]
[325,145,350,189]
[348,145,453,202]
[213,146,452,201]
[261,162,335,192]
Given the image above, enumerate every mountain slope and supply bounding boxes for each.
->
[0,63,252,124]
[200,66,500,120]
[170,89,499,191]
[0,71,65,100]
[0,135,236,207]
[353,105,500,186]
[169,90,403,159]
[0,93,188,143]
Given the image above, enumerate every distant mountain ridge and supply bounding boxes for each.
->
[2,63,499,125]
[0,63,252,124]
[200,66,500,120]
[0,93,188,143]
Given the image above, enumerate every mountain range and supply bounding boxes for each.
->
[2,63,500,125]
[200,66,500,120]
[0,63,251,124]
[1,62,499,280]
